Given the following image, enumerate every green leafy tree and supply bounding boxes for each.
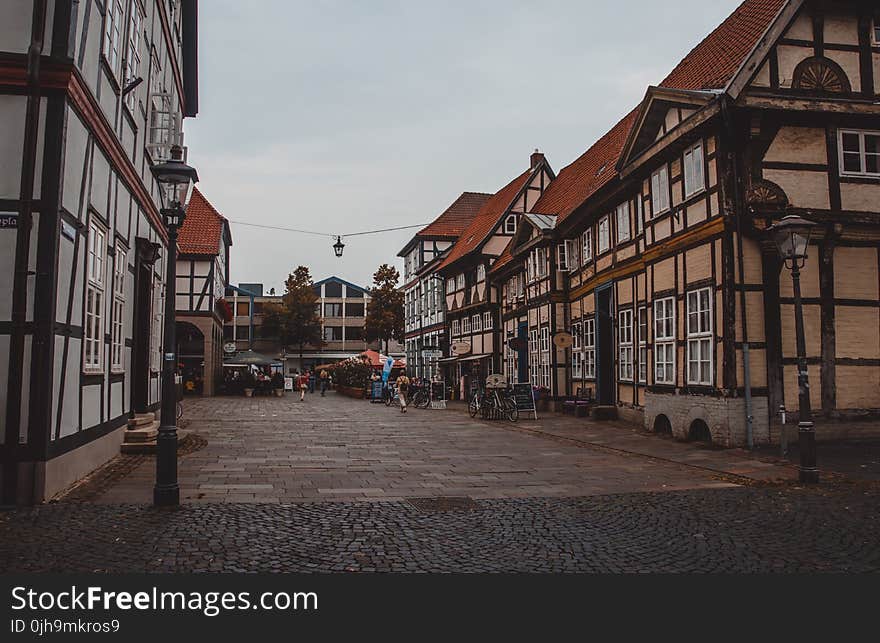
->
[364,264,404,355]
[262,266,324,368]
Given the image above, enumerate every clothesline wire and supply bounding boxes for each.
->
[227,220,428,238]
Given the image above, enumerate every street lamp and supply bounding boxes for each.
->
[150,144,198,506]
[768,214,819,484]
[333,236,345,258]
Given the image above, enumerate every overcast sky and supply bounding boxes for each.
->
[185,0,742,293]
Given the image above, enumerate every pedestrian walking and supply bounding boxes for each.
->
[395,370,411,413]
[297,371,308,401]
[308,370,316,394]
[319,369,330,397]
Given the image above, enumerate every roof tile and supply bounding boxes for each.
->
[179,188,228,255]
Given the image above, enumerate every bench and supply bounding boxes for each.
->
[562,387,595,417]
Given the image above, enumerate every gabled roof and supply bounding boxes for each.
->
[491,214,557,275]
[179,188,230,255]
[397,191,491,257]
[314,275,370,295]
[437,167,535,271]
[531,0,788,225]
[417,192,492,238]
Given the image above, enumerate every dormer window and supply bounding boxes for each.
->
[504,214,517,234]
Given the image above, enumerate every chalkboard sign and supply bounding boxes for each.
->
[511,382,538,419]
[370,381,384,403]
[430,381,446,409]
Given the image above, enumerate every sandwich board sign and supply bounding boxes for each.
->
[511,382,538,419]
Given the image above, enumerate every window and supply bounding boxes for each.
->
[150,274,164,373]
[618,309,633,382]
[111,246,126,372]
[571,322,583,380]
[539,327,551,388]
[84,221,107,373]
[651,164,670,215]
[462,316,471,334]
[839,130,880,177]
[124,4,143,107]
[324,303,343,317]
[451,319,460,336]
[687,288,713,385]
[236,301,249,316]
[102,0,125,73]
[582,229,592,264]
[446,277,455,293]
[584,318,595,379]
[654,297,676,384]
[536,247,547,278]
[638,306,647,384]
[456,274,465,291]
[635,197,644,234]
[597,217,610,254]
[472,314,482,332]
[557,243,568,271]
[324,326,343,341]
[505,214,517,234]
[616,202,631,243]
[345,302,364,317]
[476,264,486,282]
[483,311,493,330]
[529,328,539,384]
[346,326,364,341]
[683,142,705,197]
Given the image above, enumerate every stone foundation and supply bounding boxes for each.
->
[644,392,770,447]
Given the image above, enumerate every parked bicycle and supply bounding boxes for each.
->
[410,384,431,410]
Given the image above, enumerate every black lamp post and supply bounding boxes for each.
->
[333,236,345,258]
[149,145,198,506]
[768,214,819,484]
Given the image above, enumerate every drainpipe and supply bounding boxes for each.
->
[722,97,754,449]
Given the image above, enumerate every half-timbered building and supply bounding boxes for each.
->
[436,152,554,398]
[175,188,232,397]
[398,192,489,380]
[0,0,199,503]
[516,0,880,445]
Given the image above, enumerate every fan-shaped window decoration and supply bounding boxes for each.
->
[746,179,789,209]
[792,56,851,93]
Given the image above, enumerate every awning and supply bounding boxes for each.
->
[458,354,492,362]
[437,356,459,364]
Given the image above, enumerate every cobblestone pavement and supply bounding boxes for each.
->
[2,486,878,572]
[80,393,789,503]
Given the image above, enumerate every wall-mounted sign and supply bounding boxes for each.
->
[61,220,76,241]
[422,350,443,359]
[451,341,471,356]
[0,213,17,229]
[223,342,237,354]
[553,332,574,349]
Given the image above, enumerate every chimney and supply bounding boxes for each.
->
[530,149,544,169]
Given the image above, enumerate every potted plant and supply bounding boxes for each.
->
[533,386,550,411]
[241,371,257,397]
[271,372,285,397]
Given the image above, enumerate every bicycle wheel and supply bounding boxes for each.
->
[384,391,392,406]
[468,395,479,418]
[415,391,430,409]
[503,398,519,422]
[176,401,183,420]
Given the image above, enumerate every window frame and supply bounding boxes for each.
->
[556,243,568,271]
[472,313,482,332]
[461,316,471,334]
[504,214,517,234]
[110,244,127,373]
[476,264,486,282]
[582,229,593,265]
[686,287,713,386]
[483,311,493,330]
[123,3,144,108]
[456,273,465,291]
[651,164,671,216]
[838,129,880,178]
[637,305,647,384]
[451,319,460,336]
[683,141,706,197]
[584,317,596,379]
[618,309,634,382]
[102,0,125,75]
[84,220,108,374]
[615,201,631,244]
[597,216,610,255]
[653,296,676,385]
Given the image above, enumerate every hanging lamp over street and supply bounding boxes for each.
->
[333,236,345,258]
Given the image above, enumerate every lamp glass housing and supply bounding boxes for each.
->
[769,215,816,265]
[150,145,198,208]
[333,237,345,258]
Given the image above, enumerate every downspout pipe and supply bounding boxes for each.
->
[721,96,754,450]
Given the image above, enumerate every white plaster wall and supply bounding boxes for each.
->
[0,95,27,199]
[62,108,90,216]
[0,0,35,53]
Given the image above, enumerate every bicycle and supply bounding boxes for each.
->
[384,384,400,408]
[468,389,484,418]
[410,385,430,410]
[482,387,518,422]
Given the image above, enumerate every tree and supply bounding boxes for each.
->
[364,264,404,355]
[261,266,324,369]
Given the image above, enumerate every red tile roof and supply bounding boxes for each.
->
[532,0,786,223]
[179,188,228,255]
[437,168,534,271]
[417,191,492,238]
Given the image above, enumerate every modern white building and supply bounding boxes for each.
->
[0,0,199,504]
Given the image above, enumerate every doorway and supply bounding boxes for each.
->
[131,238,159,415]
[517,322,529,384]
[595,285,615,405]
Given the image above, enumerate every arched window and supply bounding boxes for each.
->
[792,56,851,93]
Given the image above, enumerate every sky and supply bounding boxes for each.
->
[185,0,744,293]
